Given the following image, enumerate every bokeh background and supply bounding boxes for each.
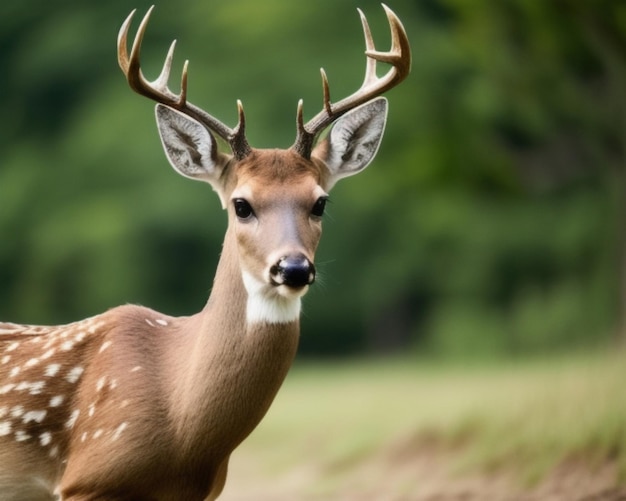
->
[0,0,624,360]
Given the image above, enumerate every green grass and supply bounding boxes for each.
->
[229,350,626,496]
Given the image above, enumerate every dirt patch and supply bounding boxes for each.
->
[223,439,626,500]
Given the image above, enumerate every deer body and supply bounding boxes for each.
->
[0,5,409,500]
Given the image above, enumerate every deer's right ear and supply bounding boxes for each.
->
[155,104,229,203]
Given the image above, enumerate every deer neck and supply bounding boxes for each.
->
[166,225,300,452]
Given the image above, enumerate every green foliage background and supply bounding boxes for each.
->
[0,0,624,357]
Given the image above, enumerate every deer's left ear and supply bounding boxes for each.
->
[312,97,388,190]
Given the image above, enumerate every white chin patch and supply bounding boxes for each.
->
[241,271,303,325]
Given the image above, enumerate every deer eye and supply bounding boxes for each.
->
[311,197,328,218]
[233,198,254,220]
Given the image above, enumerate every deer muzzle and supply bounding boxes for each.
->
[270,254,316,289]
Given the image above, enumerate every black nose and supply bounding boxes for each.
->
[271,255,316,288]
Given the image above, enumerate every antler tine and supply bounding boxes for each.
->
[357,8,378,88]
[320,68,332,115]
[293,3,411,158]
[117,6,251,159]
[118,7,179,106]
[366,4,412,75]
[117,9,134,74]
[152,40,179,96]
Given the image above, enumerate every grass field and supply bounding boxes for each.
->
[221,351,626,500]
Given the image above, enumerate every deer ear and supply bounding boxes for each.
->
[312,97,388,190]
[155,104,230,203]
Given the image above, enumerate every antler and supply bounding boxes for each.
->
[293,4,411,158]
[117,6,252,160]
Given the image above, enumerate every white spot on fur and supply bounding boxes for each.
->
[10,406,24,418]
[131,366,142,372]
[93,429,103,439]
[41,349,55,360]
[156,319,168,326]
[96,377,107,392]
[0,384,15,394]
[66,409,80,429]
[120,400,129,408]
[0,421,11,436]
[14,381,45,394]
[49,445,59,458]
[112,422,128,441]
[45,363,61,377]
[88,321,105,334]
[0,406,7,418]
[66,366,84,384]
[99,341,112,353]
[1,355,10,364]
[241,271,302,324]
[15,430,31,442]
[25,358,39,368]
[40,432,52,446]
[14,381,29,391]
[145,319,155,327]
[109,379,118,390]
[9,366,20,378]
[6,342,19,352]
[88,403,96,417]
[81,432,87,442]
[22,410,47,424]
[60,340,74,351]
[29,381,46,395]
[49,395,64,407]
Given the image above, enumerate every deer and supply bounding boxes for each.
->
[0,4,410,500]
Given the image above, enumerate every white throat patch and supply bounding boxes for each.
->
[241,272,302,324]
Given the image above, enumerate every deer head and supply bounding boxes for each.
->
[118,4,411,323]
